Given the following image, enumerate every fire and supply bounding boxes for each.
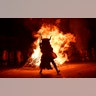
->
[30,24,76,66]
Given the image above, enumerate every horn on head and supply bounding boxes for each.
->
[40,33,42,40]
[39,33,42,43]
[50,36,51,40]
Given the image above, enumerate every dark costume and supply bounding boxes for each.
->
[39,38,60,74]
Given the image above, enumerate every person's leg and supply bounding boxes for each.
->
[51,59,60,74]
[39,68,42,74]
[39,56,44,74]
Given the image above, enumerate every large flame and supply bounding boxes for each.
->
[30,24,76,66]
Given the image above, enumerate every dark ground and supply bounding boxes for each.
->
[0,62,96,78]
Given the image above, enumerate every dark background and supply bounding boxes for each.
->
[0,18,96,67]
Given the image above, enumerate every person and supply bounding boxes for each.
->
[39,38,60,74]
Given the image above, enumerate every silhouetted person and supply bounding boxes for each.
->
[39,38,60,74]
[2,50,8,66]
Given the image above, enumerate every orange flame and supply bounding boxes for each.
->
[31,24,76,66]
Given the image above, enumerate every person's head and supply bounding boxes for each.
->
[41,38,51,46]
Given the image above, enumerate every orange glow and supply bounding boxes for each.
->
[31,24,76,66]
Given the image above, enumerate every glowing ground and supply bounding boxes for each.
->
[0,62,96,78]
